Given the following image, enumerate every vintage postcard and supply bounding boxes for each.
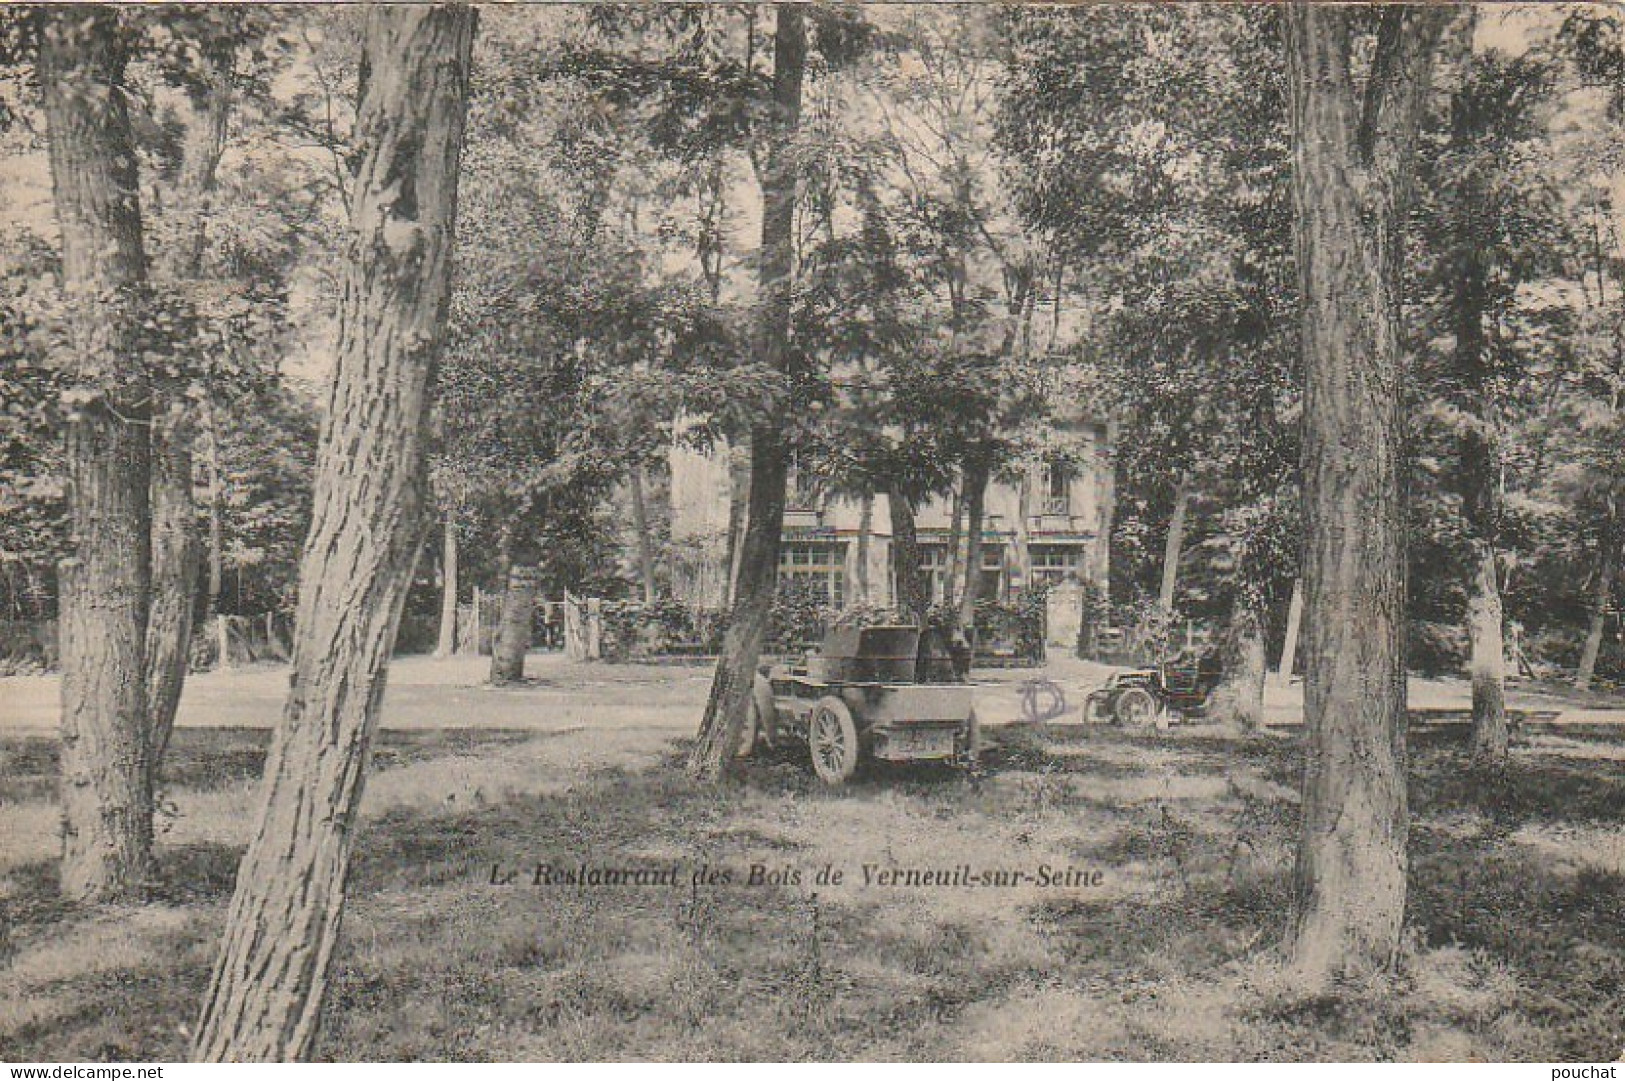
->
[1,2,1623,1066]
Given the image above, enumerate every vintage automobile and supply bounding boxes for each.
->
[742,623,979,785]
[1084,647,1225,727]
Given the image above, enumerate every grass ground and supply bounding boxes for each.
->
[3,659,1625,1061]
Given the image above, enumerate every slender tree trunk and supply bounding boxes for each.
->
[889,489,926,625]
[1159,475,1191,612]
[855,491,873,605]
[1013,468,1032,596]
[491,562,538,683]
[1446,64,1508,764]
[146,413,198,768]
[958,453,991,628]
[724,435,750,607]
[1467,542,1507,762]
[629,465,657,604]
[167,36,232,281]
[1208,578,1266,732]
[944,479,965,608]
[192,8,474,1060]
[1277,577,1304,681]
[689,5,805,783]
[435,512,458,657]
[1283,5,1447,985]
[41,6,156,903]
[1576,512,1619,691]
[203,402,225,619]
[147,34,231,774]
[1091,419,1117,590]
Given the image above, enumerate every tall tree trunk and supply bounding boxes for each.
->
[491,561,538,683]
[145,415,198,768]
[1467,543,1507,762]
[1159,474,1191,612]
[855,491,873,605]
[888,489,926,625]
[958,452,991,628]
[1446,48,1508,765]
[40,6,156,903]
[1091,419,1117,590]
[147,33,232,774]
[1277,577,1304,681]
[1207,577,1266,732]
[943,479,965,609]
[723,435,750,607]
[629,465,657,604]
[1283,5,1447,985]
[1013,467,1032,596]
[1576,508,1619,692]
[192,8,474,1060]
[435,511,458,657]
[204,402,225,618]
[689,5,805,783]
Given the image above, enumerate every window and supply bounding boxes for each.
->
[785,452,820,511]
[1040,462,1071,516]
[1031,545,1083,587]
[916,543,947,603]
[779,541,846,608]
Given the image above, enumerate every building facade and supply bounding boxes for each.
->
[668,419,1113,648]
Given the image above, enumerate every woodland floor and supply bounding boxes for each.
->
[3,656,1625,1061]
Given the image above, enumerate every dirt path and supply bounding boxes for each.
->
[4,652,1624,736]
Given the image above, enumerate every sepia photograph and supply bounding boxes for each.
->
[1,0,1624,1065]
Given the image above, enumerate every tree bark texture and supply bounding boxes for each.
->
[630,465,657,604]
[1159,475,1191,612]
[944,480,965,609]
[1091,419,1117,590]
[724,436,750,607]
[164,33,233,280]
[145,412,198,769]
[204,402,225,617]
[688,4,805,783]
[958,453,991,628]
[1576,510,1619,691]
[1012,468,1032,594]
[889,490,926,625]
[491,562,538,683]
[1446,66,1508,763]
[147,34,231,775]
[1467,543,1507,762]
[192,7,474,1060]
[1207,580,1266,732]
[435,512,458,657]
[40,6,156,902]
[1283,4,1447,985]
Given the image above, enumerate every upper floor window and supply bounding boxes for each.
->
[1040,461,1071,516]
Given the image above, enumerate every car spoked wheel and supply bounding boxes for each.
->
[1114,687,1159,728]
[809,695,858,785]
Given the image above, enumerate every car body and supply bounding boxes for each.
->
[743,624,979,785]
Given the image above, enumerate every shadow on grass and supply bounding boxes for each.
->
[1413,745,1625,829]
[6,720,1625,1060]
[1407,777,1625,1061]
[0,727,550,803]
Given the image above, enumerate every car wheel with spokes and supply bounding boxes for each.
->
[809,695,859,785]
[1114,686,1159,728]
